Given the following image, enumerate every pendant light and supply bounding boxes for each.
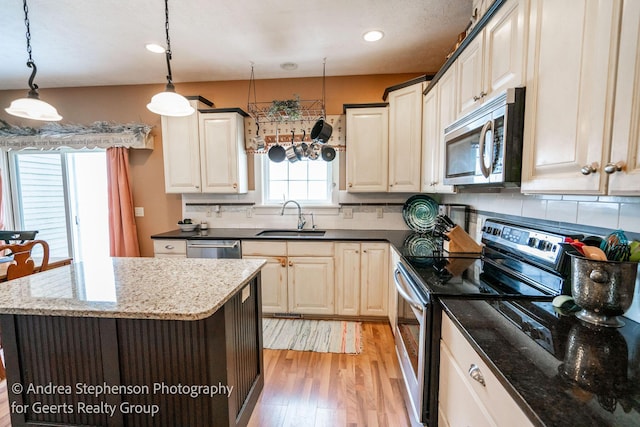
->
[146,0,194,117]
[5,0,62,121]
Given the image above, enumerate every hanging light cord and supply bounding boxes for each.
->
[163,0,175,91]
[322,57,327,118]
[22,0,39,98]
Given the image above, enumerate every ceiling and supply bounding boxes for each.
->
[0,0,472,91]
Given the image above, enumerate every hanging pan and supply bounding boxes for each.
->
[268,128,286,162]
[311,118,333,143]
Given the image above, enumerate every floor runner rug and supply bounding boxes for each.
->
[262,318,362,354]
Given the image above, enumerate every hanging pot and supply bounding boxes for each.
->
[308,142,321,160]
[268,128,286,162]
[295,130,308,160]
[286,130,299,163]
[321,144,336,162]
[311,118,333,143]
[251,122,266,151]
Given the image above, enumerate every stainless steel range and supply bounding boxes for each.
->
[394,218,582,426]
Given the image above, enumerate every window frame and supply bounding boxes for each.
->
[258,152,339,206]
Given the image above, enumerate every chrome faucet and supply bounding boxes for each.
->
[281,200,306,230]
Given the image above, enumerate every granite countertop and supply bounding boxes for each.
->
[0,257,265,321]
[440,298,640,427]
[151,228,414,251]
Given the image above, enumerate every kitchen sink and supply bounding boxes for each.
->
[255,229,326,237]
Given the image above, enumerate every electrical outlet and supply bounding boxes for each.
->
[376,207,383,218]
[343,208,353,219]
[134,207,144,217]
[246,207,252,218]
[206,208,212,218]
[216,210,222,218]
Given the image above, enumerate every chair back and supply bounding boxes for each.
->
[0,230,39,244]
[0,240,50,280]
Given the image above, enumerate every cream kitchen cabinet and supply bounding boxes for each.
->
[521,0,623,194]
[161,98,208,193]
[457,0,528,117]
[242,241,334,315]
[198,110,248,193]
[388,82,424,192]
[439,314,534,427]
[153,239,186,258]
[422,65,457,194]
[161,102,248,194]
[345,105,389,192]
[242,241,288,313]
[608,0,640,195]
[335,242,389,317]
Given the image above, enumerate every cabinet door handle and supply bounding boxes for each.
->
[348,183,353,188]
[468,364,486,387]
[164,245,174,250]
[604,161,625,174]
[279,258,286,267]
[580,162,599,175]
[288,261,293,267]
[363,250,367,253]
[233,183,238,189]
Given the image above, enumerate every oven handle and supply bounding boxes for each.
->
[478,119,493,178]
[187,241,239,249]
[394,268,426,312]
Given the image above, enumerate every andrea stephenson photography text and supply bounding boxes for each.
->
[9,381,234,418]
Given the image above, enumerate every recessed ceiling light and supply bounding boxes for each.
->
[280,62,298,71]
[145,43,166,54]
[363,30,384,42]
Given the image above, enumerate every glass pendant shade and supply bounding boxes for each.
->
[146,89,194,117]
[5,96,62,121]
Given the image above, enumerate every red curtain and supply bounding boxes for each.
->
[106,147,140,257]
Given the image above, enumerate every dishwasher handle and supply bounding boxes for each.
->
[187,241,239,249]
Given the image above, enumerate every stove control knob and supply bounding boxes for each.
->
[492,228,501,236]
[528,237,539,247]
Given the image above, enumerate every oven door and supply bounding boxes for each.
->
[394,263,430,425]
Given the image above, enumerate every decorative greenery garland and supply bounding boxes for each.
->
[0,119,152,138]
[266,95,302,122]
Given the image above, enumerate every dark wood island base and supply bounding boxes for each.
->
[2,275,263,427]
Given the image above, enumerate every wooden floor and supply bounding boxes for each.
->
[0,322,410,427]
[248,322,411,427]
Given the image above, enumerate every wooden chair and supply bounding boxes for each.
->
[0,240,50,280]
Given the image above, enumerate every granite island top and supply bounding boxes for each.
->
[0,257,266,321]
[440,298,640,427]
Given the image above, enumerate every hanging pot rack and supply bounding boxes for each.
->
[247,59,327,124]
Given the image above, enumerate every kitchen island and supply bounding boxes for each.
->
[0,257,266,427]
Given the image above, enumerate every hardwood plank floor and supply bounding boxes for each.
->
[0,322,410,427]
[248,321,411,427]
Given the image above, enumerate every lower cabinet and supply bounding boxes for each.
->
[153,239,186,258]
[439,314,534,427]
[242,241,334,315]
[335,242,389,317]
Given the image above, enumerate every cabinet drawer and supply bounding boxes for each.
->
[440,314,534,427]
[242,240,287,256]
[287,241,334,257]
[153,239,186,256]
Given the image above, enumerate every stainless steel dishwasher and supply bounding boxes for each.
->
[186,240,241,259]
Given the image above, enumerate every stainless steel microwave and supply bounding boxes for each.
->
[443,87,525,187]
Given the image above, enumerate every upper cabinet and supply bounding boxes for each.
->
[422,63,457,194]
[161,98,204,193]
[457,0,528,117]
[161,100,248,194]
[345,105,389,192]
[199,111,248,193]
[608,0,640,195]
[388,81,424,192]
[520,0,623,194]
